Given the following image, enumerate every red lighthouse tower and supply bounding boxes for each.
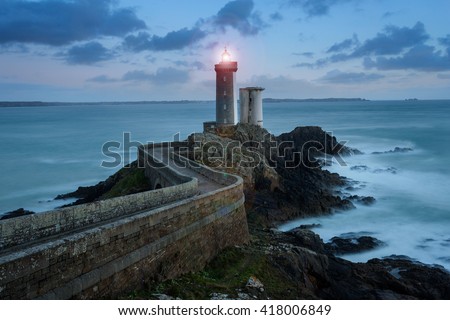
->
[214,48,238,126]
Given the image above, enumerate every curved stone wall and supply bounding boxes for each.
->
[0,144,248,299]
[0,169,197,251]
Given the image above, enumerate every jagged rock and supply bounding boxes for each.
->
[277,126,361,158]
[346,195,376,206]
[351,165,370,171]
[373,167,398,174]
[298,223,322,230]
[187,130,280,192]
[270,229,450,299]
[0,208,35,220]
[325,235,384,254]
[54,161,151,207]
[372,147,413,155]
[288,228,325,253]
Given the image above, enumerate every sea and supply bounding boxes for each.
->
[1,100,449,270]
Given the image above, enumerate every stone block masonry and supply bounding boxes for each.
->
[0,174,196,251]
[0,146,248,299]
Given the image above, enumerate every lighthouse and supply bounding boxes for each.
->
[203,48,265,135]
[214,48,238,126]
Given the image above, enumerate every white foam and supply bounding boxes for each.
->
[280,136,450,271]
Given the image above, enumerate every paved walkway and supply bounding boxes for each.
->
[0,147,226,256]
[149,146,224,194]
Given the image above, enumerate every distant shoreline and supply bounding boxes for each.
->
[0,100,213,108]
[2,98,449,108]
[0,98,367,107]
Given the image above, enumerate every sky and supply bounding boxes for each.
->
[0,0,449,101]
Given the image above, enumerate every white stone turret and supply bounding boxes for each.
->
[239,87,265,127]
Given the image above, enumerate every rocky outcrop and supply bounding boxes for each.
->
[260,228,450,299]
[54,161,151,207]
[325,235,384,254]
[278,126,362,157]
[186,129,280,192]
[0,208,35,220]
[372,147,413,155]
[345,195,376,206]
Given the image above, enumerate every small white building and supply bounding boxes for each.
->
[239,87,265,127]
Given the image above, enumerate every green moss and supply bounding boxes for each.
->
[133,245,300,300]
[101,167,151,199]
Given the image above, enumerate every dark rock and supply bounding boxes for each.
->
[1,208,35,220]
[373,167,397,174]
[277,126,360,158]
[288,228,325,253]
[325,235,384,254]
[372,147,413,155]
[364,258,450,299]
[346,195,376,206]
[360,196,376,205]
[55,161,150,207]
[350,165,370,171]
[207,125,357,223]
[269,229,450,299]
[298,223,322,229]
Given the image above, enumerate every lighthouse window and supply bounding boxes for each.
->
[223,76,226,82]
[224,90,227,96]
[223,104,227,110]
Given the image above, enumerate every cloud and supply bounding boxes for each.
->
[122,70,154,82]
[0,0,146,46]
[270,12,283,21]
[64,42,113,65]
[319,70,384,84]
[170,60,206,70]
[439,35,450,47]
[382,11,401,19]
[213,0,267,36]
[364,45,450,72]
[123,0,267,53]
[293,58,328,68]
[293,52,314,58]
[87,75,118,83]
[295,22,431,69]
[239,74,326,98]
[326,34,359,53]
[350,22,429,57]
[122,68,189,85]
[123,28,207,52]
[0,43,30,54]
[287,0,354,17]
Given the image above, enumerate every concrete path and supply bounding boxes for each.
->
[150,146,224,194]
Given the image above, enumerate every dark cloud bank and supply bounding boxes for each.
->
[288,0,356,17]
[296,22,450,73]
[0,0,271,67]
[0,0,146,46]
[124,0,266,53]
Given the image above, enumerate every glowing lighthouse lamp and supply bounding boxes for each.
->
[221,48,231,62]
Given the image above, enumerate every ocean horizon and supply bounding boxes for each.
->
[1,99,449,270]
